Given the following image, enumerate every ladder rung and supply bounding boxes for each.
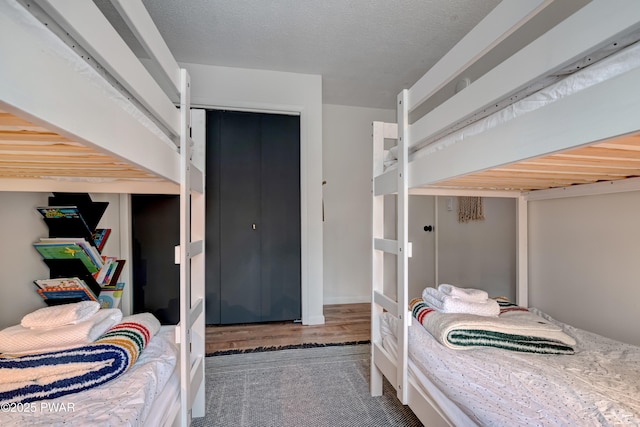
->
[189,298,203,328]
[374,290,398,314]
[374,238,398,254]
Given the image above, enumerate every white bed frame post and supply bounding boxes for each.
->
[516,196,528,308]
[176,69,206,426]
[396,89,410,404]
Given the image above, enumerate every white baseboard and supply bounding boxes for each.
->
[324,296,371,305]
[303,314,325,326]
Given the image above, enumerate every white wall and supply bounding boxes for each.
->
[0,192,122,329]
[438,196,516,301]
[384,195,515,301]
[529,191,640,346]
[182,63,325,324]
[322,104,395,304]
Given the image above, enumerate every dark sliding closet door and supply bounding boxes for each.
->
[206,110,301,325]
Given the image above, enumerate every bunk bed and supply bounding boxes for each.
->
[371,0,640,425]
[0,0,205,426]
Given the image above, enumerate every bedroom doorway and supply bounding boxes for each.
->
[205,110,301,325]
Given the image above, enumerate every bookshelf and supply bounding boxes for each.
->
[33,193,125,308]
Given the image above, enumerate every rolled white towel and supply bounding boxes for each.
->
[21,301,100,329]
[423,287,500,317]
[438,284,488,302]
[0,308,122,355]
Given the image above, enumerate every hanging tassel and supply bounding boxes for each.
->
[457,196,484,223]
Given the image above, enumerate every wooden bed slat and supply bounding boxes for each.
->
[0,110,165,181]
[421,131,640,192]
[502,163,640,175]
[0,130,71,143]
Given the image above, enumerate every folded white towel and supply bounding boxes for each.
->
[423,287,500,317]
[21,301,100,329]
[438,284,489,302]
[0,309,122,355]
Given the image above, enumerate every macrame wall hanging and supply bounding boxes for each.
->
[457,196,484,223]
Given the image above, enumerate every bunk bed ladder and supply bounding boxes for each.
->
[176,69,206,426]
[370,92,412,406]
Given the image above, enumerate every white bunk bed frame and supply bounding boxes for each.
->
[0,1,205,425]
[371,1,640,425]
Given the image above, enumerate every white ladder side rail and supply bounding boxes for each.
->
[188,109,206,419]
[371,120,414,403]
[396,90,410,405]
[176,69,206,426]
[371,121,386,397]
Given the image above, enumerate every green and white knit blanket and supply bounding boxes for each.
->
[410,298,575,355]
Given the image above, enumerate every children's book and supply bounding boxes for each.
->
[33,242,101,273]
[36,206,84,220]
[37,288,97,302]
[37,206,95,245]
[34,277,98,301]
[98,282,125,308]
[104,259,126,286]
[92,228,111,253]
[38,238,103,270]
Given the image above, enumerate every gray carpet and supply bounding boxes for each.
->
[192,344,423,427]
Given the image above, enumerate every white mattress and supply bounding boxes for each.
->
[0,326,178,427]
[380,310,640,426]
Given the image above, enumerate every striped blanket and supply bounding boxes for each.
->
[0,313,160,404]
[410,298,575,354]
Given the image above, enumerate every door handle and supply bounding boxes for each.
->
[252,223,256,230]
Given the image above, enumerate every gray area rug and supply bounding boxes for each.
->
[192,344,423,427]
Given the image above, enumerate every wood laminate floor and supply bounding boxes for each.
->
[205,303,370,354]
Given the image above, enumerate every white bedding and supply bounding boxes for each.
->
[0,326,178,426]
[380,310,640,426]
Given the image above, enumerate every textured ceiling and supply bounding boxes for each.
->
[136,0,500,109]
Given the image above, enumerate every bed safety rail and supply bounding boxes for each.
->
[0,0,184,183]
[407,0,640,152]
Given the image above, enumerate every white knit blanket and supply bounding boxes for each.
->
[423,287,500,317]
[21,301,100,329]
[0,309,122,355]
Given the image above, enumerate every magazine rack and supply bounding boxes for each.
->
[35,193,109,306]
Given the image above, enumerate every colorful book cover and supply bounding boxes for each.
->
[34,277,85,290]
[35,277,97,301]
[33,242,100,273]
[39,238,103,269]
[98,282,125,309]
[38,287,97,302]
[104,260,126,286]
[36,206,82,219]
[92,228,111,253]
[34,277,98,300]
[94,257,117,285]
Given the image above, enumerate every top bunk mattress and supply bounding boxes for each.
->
[380,310,640,426]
